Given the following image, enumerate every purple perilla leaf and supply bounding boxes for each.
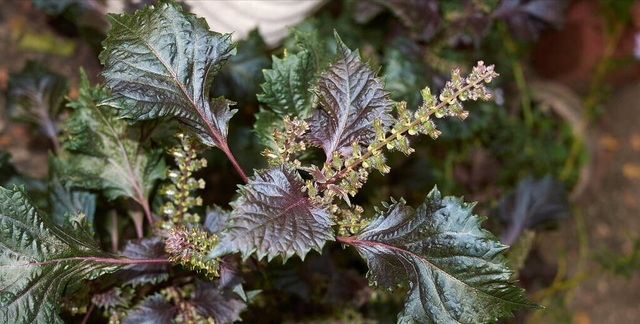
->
[306,32,394,162]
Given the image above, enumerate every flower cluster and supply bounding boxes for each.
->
[256,62,498,236]
[159,132,207,226]
[165,226,220,278]
[262,115,309,166]
[304,61,498,233]
[163,286,216,324]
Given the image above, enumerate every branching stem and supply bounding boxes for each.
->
[560,21,624,180]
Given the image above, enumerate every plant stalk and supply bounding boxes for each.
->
[222,145,248,183]
[500,22,533,129]
[81,304,95,324]
[110,209,119,251]
[130,209,144,239]
[0,257,171,269]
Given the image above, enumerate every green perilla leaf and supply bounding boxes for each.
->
[341,187,539,324]
[61,70,165,205]
[99,1,237,150]
[0,186,124,324]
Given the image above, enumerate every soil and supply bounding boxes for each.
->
[1,2,639,324]
[556,80,640,324]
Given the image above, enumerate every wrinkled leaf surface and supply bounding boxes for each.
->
[62,70,165,203]
[0,186,123,324]
[210,166,334,262]
[343,188,538,324]
[307,34,393,160]
[118,237,170,287]
[190,280,246,324]
[121,293,176,324]
[100,2,237,148]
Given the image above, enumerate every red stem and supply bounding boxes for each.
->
[336,236,434,271]
[222,145,248,183]
[0,257,170,269]
[336,236,360,245]
[81,304,95,324]
[139,199,154,226]
[336,236,409,257]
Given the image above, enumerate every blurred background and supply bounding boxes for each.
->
[1,0,640,323]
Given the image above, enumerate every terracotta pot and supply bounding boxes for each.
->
[532,0,640,90]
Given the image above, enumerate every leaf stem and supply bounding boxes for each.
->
[42,119,60,153]
[319,71,495,191]
[337,236,426,262]
[0,257,171,269]
[138,193,154,225]
[222,145,248,183]
[81,304,95,324]
[130,209,144,239]
[110,209,119,251]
